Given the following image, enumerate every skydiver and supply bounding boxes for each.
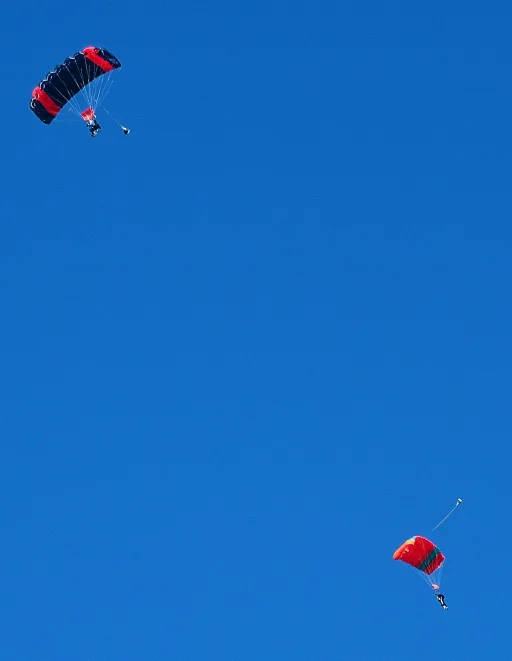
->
[87,118,101,137]
[436,594,448,610]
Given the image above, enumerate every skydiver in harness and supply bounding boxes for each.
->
[86,117,102,137]
[436,593,448,610]
[81,106,130,137]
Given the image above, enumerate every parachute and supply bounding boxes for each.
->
[393,535,445,593]
[30,46,122,129]
[393,500,462,608]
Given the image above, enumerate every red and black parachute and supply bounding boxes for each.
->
[30,46,121,125]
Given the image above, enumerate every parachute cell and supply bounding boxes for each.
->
[30,46,121,125]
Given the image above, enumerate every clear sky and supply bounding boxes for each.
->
[1,1,511,659]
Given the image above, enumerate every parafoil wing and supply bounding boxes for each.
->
[30,46,121,124]
[393,535,444,590]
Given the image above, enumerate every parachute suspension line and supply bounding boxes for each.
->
[92,72,112,110]
[45,63,79,117]
[432,563,443,593]
[71,55,90,112]
[85,55,114,111]
[418,560,443,593]
[76,56,96,114]
[53,58,90,120]
[82,54,115,118]
[421,573,437,594]
[51,55,115,125]
[78,56,89,107]
[52,67,83,119]
[432,498,463,532]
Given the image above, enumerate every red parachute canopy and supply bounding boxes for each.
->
[393,536,444,575]
[393,536,445,590]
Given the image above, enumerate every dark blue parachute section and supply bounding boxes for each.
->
[30,46,122,124]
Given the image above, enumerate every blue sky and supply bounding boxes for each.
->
[1,1,511,659]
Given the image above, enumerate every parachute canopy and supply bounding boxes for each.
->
[393,536,444,590]
[393,536,444,575]
[30,46,121,125]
